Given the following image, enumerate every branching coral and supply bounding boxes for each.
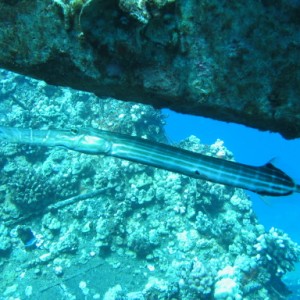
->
[254,227,300,276]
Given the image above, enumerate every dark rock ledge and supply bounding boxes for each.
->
[0,0,299,138]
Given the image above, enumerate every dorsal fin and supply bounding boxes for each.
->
[265,162,282,172]
[263,162,293,181]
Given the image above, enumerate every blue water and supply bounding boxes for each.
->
[163,109,300,244]
[163,109,300,297]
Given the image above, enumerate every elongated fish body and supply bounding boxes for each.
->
[0,126,299,196]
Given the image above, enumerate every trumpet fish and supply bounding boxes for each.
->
[0,126,299,196]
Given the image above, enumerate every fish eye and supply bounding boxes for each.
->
[70,128,79,135]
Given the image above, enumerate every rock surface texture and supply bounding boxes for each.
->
[0,0,299,139]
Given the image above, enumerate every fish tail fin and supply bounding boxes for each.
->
[296,184,300,194]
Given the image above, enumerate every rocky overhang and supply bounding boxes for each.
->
[0,0,299,139]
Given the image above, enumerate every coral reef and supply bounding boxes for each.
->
[0,69,299,299]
